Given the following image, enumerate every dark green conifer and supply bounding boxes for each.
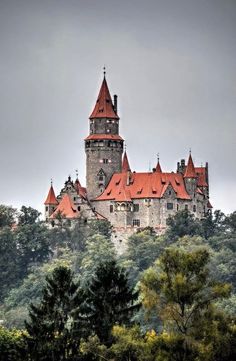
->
[25,266,82,361]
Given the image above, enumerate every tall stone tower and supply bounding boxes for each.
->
[85,73,124,200]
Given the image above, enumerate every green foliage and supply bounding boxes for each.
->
[0,205,17,228]
[0,326,26,361]
[124,230,165,284]
[0,227,20,301]
[2,247,76,328]
[78,259,139,345]
[25,266,81,361]
[166,210,202,240]
[18,206,41,225]
[141,247,231,335]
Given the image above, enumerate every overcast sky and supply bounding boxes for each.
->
[0,0,235,215]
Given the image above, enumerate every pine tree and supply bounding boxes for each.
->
[25,266,82,361]
[77,259,139,346]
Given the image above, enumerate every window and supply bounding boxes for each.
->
[133,204,139,212]
[74,197,77,201]
[46,206,48,211]
[193,205,196,212]
[110,205,113,213]
[177,204,179,211]
[99,176,104,181]
[185,204,188,210]
[168,190,172,195]
[133,219,140,227]
[78,206,81,211]
[167,202,173,210]
[103,159,108,164]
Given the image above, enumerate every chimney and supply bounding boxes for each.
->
[114,94,118,113]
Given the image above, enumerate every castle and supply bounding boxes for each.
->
[44,72,212,250]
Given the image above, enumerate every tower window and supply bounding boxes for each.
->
[133,219,140,227]
[103,159,108,164]
[193,205,196,212]
[133,204,139,212]
[185,205,188,210]
[110,205,113,213]
[78,206,81,211]
[167,202,173,210]
[45,206,48,212]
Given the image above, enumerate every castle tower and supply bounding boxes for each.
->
[184,153,197,196]
[85,72,124,200]
[44,183,58,220]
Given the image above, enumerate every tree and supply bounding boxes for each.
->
[15,223,52,278]
[140,247,233,360]
[141,248,231,334]
[25,266,82,361]
[0,227,20,301]
[165,210,202,240]
[0,204,17,228]
[78,260,139,345]
[224,211,236,233]
[18,206,41,225]
[0,326,26,361]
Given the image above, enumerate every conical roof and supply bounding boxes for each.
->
[50,194,78,219]
[89,76,119,119]
[156,160,162,173]
[184,154,197,178]
[44,185,58,205]
[122,151,131,172]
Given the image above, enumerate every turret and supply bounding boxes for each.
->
[44,182,58,220]
[85,70,124,200]
[184,153,197,196]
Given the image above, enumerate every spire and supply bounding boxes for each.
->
[89,73,119,119]
[156,154,162,173]
[44,184,58,205]
[184,153,197,178]
[122,151,131,172]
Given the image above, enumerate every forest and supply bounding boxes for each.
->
[0,204,236,360]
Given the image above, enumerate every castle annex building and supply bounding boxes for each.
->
[44,73,212,247]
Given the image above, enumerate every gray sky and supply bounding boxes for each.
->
[0,0,235,214]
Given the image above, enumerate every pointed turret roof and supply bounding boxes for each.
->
[89,76,119,119]
[156,159,162,173]
[122,151,131,172]
[50,194,78,219]
[44,185,58,205]
[184,154,197,178]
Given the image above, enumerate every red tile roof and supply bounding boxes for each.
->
[50,194,78,219]
[95,171,191,201]
[207,200,213,209]
[89,76,119,119]
[85,134,123,141]
[74,179,87,199]
[122,151,131,172]
[184,154,197,178]
[44,185,58,205]
[195,167,208,187]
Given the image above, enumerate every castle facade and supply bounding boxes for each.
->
[44,73,212,250]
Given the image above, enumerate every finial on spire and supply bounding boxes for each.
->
[75,169,79,179]
[157,152,160,162]
[124,142,127,151]
[103,65,106,77]
[51,178,53,186]
[189,148,192,155]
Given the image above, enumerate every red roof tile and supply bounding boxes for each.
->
[122,151,131,172]
[74,179,87,199]
[195,167,208,187]
[95,171,191,201]
[50,194,78,219]
[90,76,119,119]
[85,134,123,141]
[44,185,58,205]
[184,154,197,178]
